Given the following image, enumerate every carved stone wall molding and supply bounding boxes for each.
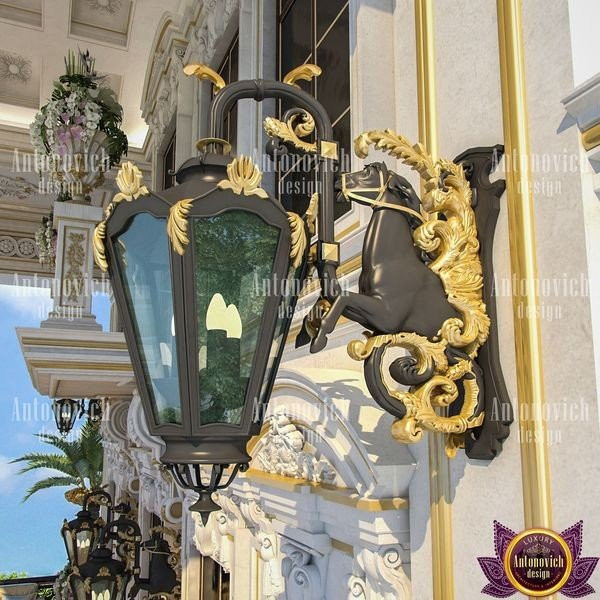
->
[349,545,411,600]
[281,540,327,600]
[0,235,37,258]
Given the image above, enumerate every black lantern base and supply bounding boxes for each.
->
[167,462,248,525]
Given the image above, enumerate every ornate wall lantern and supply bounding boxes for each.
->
[92,65,343,522]
[61,490,113,568]
[52,398,103,435]
[52,399,81,435]
[94,61,512,524]
[68,546,129,600]
[64,491,178,600]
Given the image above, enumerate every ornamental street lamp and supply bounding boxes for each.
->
[62,490,113,568]
[93,64,341,522]
[52,398,104,435]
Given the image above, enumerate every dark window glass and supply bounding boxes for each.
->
[218,34,240,150]
[162,133,176,190]
[316,6,350,123]
[278,0,351,219]
[316,0,348,41]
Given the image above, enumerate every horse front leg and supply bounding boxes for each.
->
[310,292,386,353]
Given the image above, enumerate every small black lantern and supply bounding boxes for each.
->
[94,67,341,521]
[52,398,103,435]
[69,546,129,600]
[52,398,81,435]
[61,490,113,568]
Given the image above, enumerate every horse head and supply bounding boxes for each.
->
[338,162,421,225]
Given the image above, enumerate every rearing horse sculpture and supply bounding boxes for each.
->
[298,130,512,459]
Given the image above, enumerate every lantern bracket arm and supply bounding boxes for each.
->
[209,78,340,300]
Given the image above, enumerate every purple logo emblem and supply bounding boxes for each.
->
[478,521,599,598]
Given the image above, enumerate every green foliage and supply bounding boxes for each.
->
[37,587,54,600]
[11,420,103,502]
[0,572,27,581]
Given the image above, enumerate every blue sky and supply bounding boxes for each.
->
[0,285,110,576]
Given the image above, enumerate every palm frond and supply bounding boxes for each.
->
[14,419,104,502]
[11,454,79,478]
[22,476,80,502]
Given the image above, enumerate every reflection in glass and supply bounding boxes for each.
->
[192,211,280,425]
[114,213,181,424]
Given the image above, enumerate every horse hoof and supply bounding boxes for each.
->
[310,333,328,353]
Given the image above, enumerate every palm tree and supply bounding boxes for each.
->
[11,420,103,504]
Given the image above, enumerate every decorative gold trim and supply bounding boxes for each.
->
[183,63,226,93]
[287,212,307,268]
[217,156,269,198]
[283,63,322,86]
[320,140,339,160]
[196,137,232,154]
[415,3,453,600]
[93,220,108,272]
[167,199,194,255]
[264,111,317,153]
[244,469,408,511]
[497,0,553,531]
[581,122,600,151]
[305,193,319,236]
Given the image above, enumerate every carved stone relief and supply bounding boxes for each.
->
[253,413,337,484]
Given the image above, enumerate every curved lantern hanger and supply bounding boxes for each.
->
[205,74,341,300]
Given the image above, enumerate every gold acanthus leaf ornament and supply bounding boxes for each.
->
[217,156,269,198]
[283,63,322,86]
[183,63,226,93]
[287,212,307,268]
[93,161,148,272]
[348,129,490,456]
[93,220,108,272]
[113,161,149,204]
[264,111,317,154]
[167,198,194,255]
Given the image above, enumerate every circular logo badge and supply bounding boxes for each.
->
[504,528,573,597]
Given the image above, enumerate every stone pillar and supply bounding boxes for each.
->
[41,201,102,330]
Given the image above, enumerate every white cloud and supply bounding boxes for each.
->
[0,284,52,321]
[0,455,19,493]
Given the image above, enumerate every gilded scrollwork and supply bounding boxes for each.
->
[348,130,490,456]
[264,110,317,154]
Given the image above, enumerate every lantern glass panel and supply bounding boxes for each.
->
[114,213,181,425]
[191,211,280,425]
[91,581,115,600]
[76,529,94,564]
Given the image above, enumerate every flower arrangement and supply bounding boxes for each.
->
[30,50,128,200]
[34,212,57,268]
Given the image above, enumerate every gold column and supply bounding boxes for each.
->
[415,2,455,599]
[496,0,553,532]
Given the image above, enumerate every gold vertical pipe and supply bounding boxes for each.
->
[496,0,553,532]
[415,2,454,600]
